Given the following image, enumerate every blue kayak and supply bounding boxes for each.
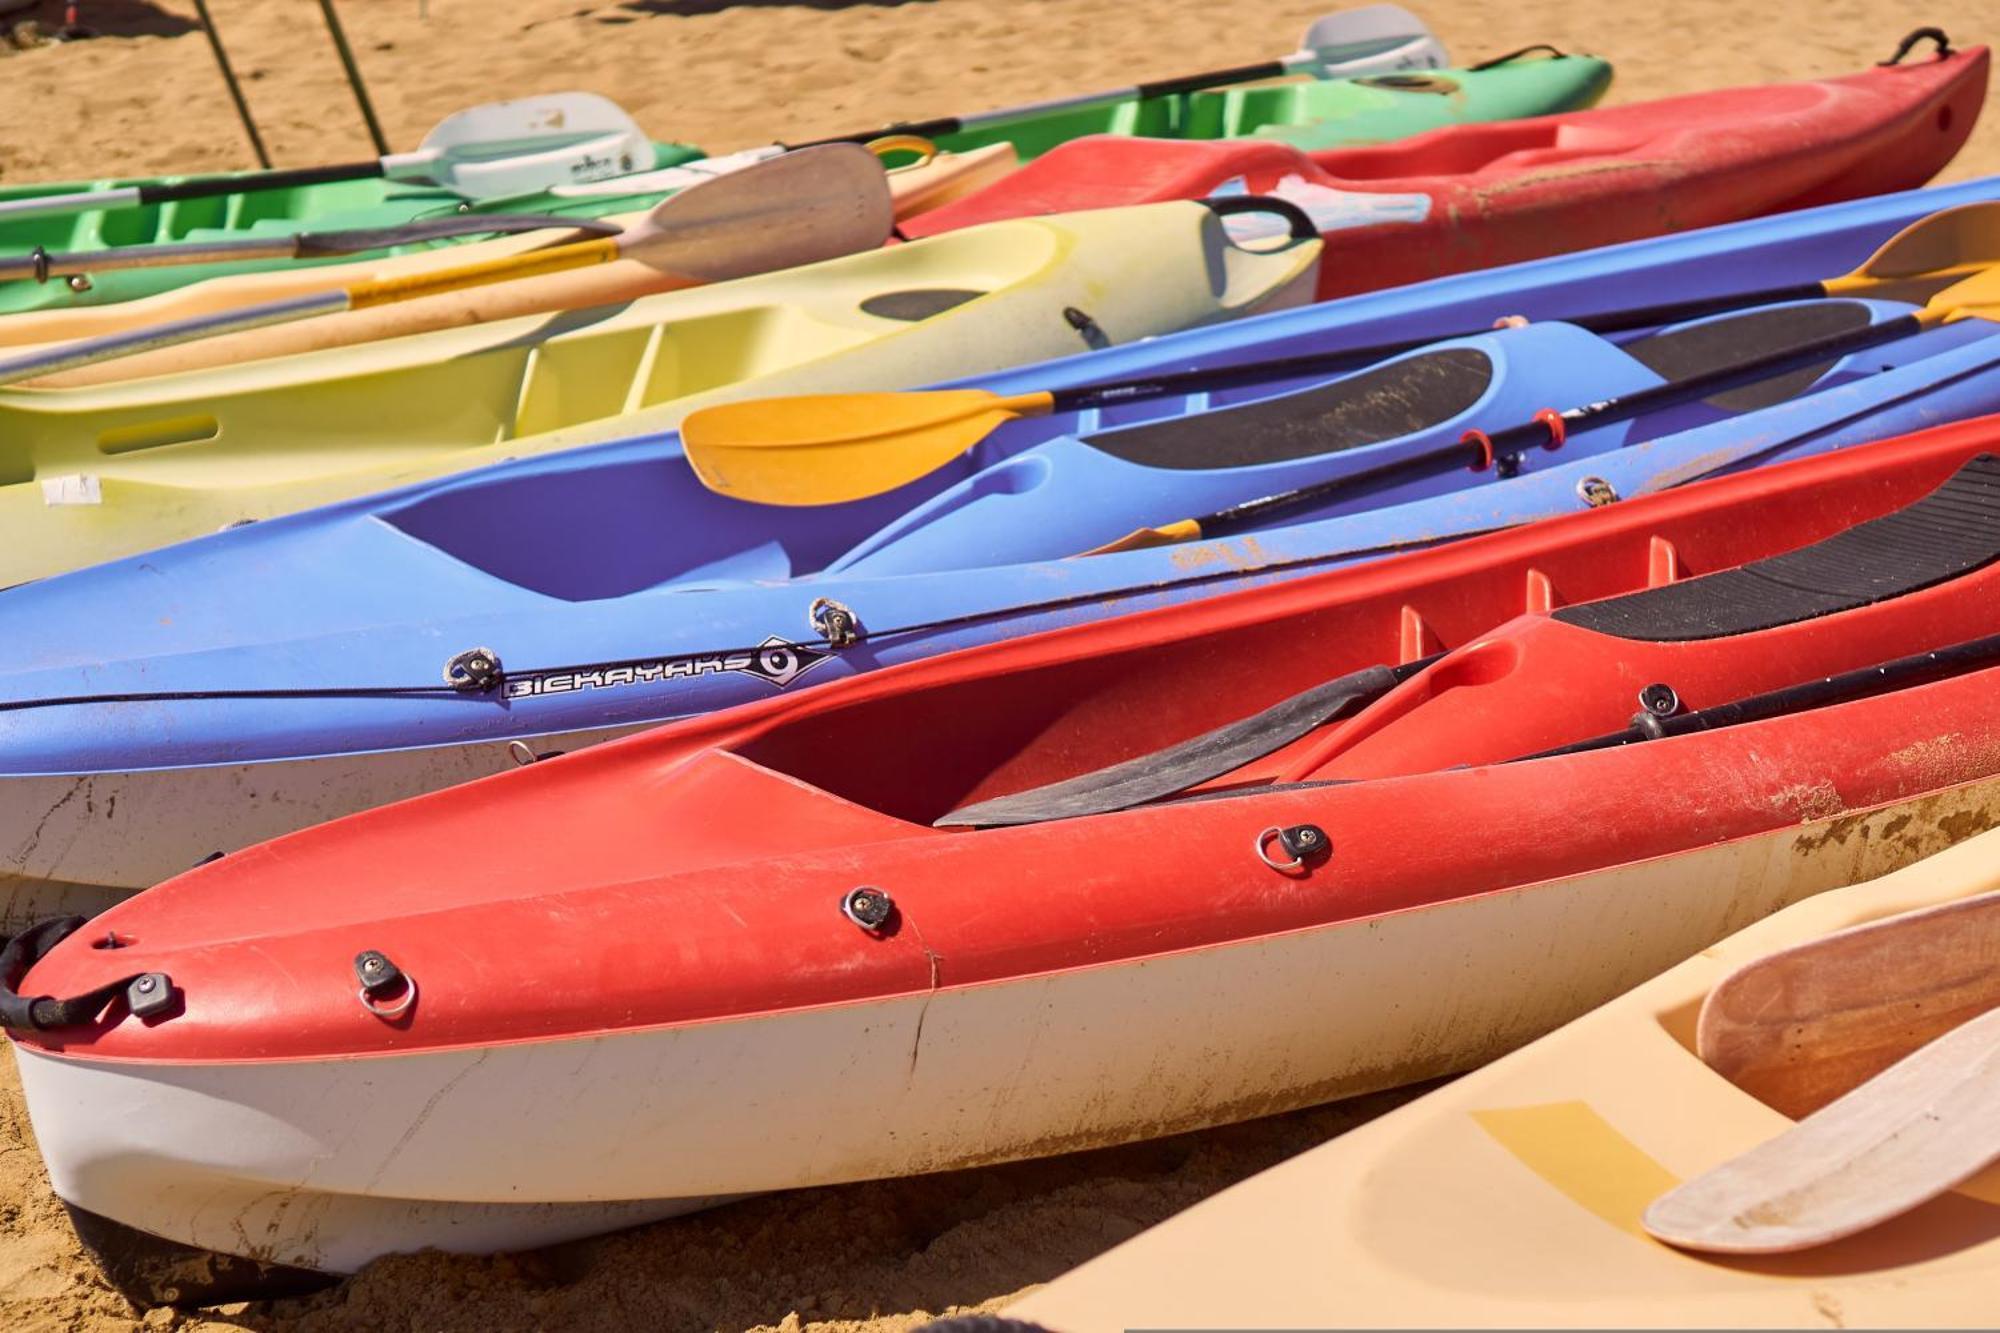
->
[7,175,2000,914]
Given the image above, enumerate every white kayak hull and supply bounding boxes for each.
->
[19,774,1997,1275]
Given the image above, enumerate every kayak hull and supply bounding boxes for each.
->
[5,318,2000,915]
[1012,832,2000,1329]
[907,47,1990,300]
[16,708,2000,1275]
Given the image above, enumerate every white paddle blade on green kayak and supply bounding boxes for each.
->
[389,91,655,196]
[1293,5,1447,73]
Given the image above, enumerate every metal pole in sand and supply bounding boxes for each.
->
[317,0,392,157]
[190,0,272,167]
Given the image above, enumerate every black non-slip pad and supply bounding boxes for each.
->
[1618,300,1874,413]
[1557,454,2000,642]
[1079,301,1876,473]
[1082,347,1494,470]
[858,288,986,321]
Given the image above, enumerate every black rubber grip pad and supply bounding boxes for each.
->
[1557,454,2000,641]
[1082,347,1493,470]
[858,289,986,322]
[1620,301,1874,413]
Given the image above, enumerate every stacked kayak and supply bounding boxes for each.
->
[0,34,1605,317]
[13,424,2000,1286]
[11,181,2000,913]
[906,42,1990,299]
[0,145,1020,350]
[0,197,1320,585]
[1013,829,2000,1329]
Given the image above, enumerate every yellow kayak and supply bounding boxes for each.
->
[1014,824,2000,1330]
[0,144,1018,358]
[0,199,1317,585]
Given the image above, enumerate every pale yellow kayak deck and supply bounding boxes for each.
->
[1015,823,2000,1329]
[0,199,1317,585]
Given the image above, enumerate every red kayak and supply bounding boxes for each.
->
[906,38,1989,300]
[14,418,2000,1295]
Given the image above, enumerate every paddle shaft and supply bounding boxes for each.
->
[788,54,1314,148]
[1179,308,1932,540]
[0,213,620,282]
[0,234,625,385]
[0,159,391,225]
[1045,283,1844,417]
[1523,629,2000,762]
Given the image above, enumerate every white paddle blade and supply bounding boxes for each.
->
[633,143,895,283]
[385,91,654,195]
[1645,1005,2000,1254]
[1294,5,1446,74]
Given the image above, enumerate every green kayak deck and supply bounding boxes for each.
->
[931,52,1611,155]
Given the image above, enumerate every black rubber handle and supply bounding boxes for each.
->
[1881,28,1953,65]
[1200,193,1319,241]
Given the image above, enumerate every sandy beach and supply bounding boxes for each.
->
[1,1,1997,1328]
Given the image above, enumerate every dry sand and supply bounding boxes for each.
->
[1,0,1998,1328]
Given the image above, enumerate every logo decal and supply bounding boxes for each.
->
[500,637,834,700]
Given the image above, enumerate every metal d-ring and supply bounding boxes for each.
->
[357,973,417,1019]
[1256,826,1305,873]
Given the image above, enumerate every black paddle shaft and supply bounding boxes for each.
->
[787,56,1293,148]
[1047,281,1839,416]
[134,159,385,208]
[1190,308,1929,539]
[1521,629,2000,762]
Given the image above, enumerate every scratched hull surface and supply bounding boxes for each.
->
[18,780,1996,1277]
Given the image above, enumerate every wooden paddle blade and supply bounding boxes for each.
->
[1645,1006,2000,1254]
[1831,202,2000,301]
[1081,519,1206,556]
[683,389,1054,505]
[627,143,896,284]
[1698,889,2000,1118]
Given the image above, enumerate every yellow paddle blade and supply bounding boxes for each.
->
[683,389,1056,506]
[1827,202,2000,304]
[1934,261,2000,324]
[1079,518,1205,556]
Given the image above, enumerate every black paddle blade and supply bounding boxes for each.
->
[290,213,621,257]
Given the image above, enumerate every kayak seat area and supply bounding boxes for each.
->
[1080,348,1493,469]
[381,452,908,600]
[934,663,1397,828]
[1556,454,2000,642]
[1617,301,1875,413]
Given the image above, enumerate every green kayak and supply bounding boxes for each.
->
[0,140,704,316]
[928,50,1612,156]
